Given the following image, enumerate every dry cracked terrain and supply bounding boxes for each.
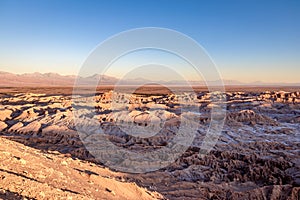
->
[0,88,299,199]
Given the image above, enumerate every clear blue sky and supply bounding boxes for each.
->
[0,0,299,82]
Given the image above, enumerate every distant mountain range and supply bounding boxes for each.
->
[0,71,118,87]
[0,71,299,87]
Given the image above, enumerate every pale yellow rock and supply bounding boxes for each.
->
[0,121,7,131]
[0,109,12,121]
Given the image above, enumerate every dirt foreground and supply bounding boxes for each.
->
[0,137,163,200]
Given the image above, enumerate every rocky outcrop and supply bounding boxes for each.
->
[226,109,278,125]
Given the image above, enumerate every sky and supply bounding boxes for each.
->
[0,0,299,83]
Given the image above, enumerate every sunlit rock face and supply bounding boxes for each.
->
[0,90,299,199]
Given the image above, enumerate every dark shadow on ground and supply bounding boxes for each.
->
[0,189,37,200]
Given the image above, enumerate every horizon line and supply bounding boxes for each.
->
[0,70,300,85]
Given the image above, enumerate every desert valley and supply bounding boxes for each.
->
[0,85,299,199]
[1,0,300,199]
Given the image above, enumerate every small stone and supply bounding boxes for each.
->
[20,158,27,165]
[40,191,45,198]
[105,188,116,195]
[61,160,68,166]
